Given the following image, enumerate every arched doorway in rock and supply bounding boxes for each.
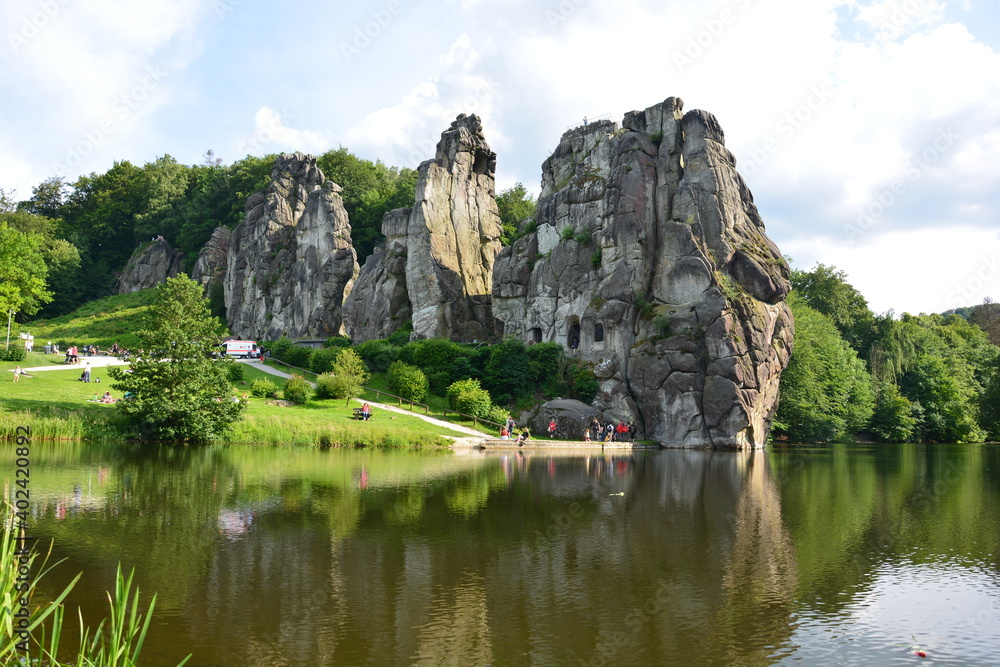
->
[567,319,581,351]
[593,322,604,343]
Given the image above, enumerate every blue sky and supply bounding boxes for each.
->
[2,0,998,315]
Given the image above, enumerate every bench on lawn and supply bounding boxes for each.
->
[352,408,371,420]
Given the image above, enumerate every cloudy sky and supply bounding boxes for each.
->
[2,0,998,315]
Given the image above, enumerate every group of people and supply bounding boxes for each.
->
[91,391,116,403]
[586,418,636,442]
[499,416,531,445]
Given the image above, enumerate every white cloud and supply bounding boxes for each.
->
[345,35,499,168]
[230,108,333,158]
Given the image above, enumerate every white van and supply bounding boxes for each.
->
[222,340,259,359]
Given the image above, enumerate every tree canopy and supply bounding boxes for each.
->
[108,274,244,443]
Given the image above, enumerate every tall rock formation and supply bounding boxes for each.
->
[190,226,231,291]
[492,98,793,449]
[224,153,359,341]
[344,113,503,342]
[114,238,185,294]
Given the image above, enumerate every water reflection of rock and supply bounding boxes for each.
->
[711,451,799,664]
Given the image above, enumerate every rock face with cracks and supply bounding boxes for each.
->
[115,238,185,295]
[343,113,503,342]
[492,97,793,449]
[224,153,359,341]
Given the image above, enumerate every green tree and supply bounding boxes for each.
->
[495,183,536,245]
[791,263,875,353]
[0,222,52,317]
[969,297,1000,346]
[319,348,371,405]
[774,294,874,442]
[317,147,417,260]
[108,274,244,443]
[387,361,429,402]
[483,338,532,405]
[446,378,494,419]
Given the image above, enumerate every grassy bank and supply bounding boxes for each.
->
[1,354,458,447]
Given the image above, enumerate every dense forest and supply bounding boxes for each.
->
[0,149,534,321]
[1,151,997,444]
[774,265,1000,443]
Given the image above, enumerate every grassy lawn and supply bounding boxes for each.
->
[0,355,466,446]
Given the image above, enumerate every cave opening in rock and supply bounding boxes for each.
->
[567,320,581,351]
[530,327,542,344]
[594,322,604,343]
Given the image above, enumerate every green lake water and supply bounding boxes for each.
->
[3,441,1000,666]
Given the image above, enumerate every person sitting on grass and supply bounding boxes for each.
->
[99,391,116,404]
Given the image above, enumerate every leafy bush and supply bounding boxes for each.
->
[387,361,429,403]
[309,347,342,374]
[0,343,26,361]
[354,339,399,373]
[269,337,294,360]
[446,378,493,419]
[566,359,599,403]
[486,404,510,426]
[325,335,352,349]
[313,372,339,399]
[316,349,371,402]
[527,342,563,386]
[283,345,313,370]
[560,226,575,240]
[283,374,311,404]
[400,338,470,375]
[483,339,532,405]
[387,323,413,347]
[226,361,244,383]
[428,371,451,396]
[249,379,278,398]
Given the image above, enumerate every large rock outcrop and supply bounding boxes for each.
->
[492,97,793,449]
[344,113,503,342]
[114,238,185,294]
[224,153,359,340]
[190,226,231,291]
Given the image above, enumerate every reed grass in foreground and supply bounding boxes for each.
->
[0,506,189,666]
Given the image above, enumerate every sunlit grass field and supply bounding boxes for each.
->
[1,353,459,447]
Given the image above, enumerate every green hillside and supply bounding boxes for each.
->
[19,288,161,350]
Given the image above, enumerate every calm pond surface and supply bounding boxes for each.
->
[4,441,1000,666]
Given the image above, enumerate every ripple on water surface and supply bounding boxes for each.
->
[784,556,1000,666]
